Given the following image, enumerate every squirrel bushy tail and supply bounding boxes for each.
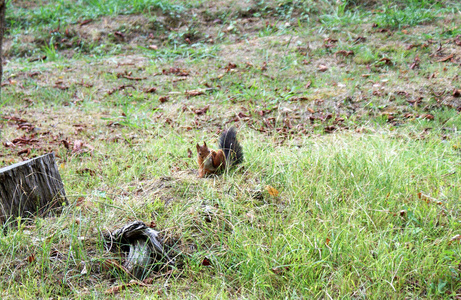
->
[218,127,243,166]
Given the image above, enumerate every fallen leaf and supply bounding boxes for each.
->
[162,67,189,76]
[453,89,461,97]
[352,36,366,44]
[290,96,309,101]
[324,125,336,133]
[80,19,93,26]
[186,90,205,97]
[317,65,328,72]
[378,57,392,65]
[72,140,94,153]
[117,72,146,81]
[114,31,125,39]
[305,81,312,89]
[76,197,85,206]
[28,71,40,77]
[406,44,420,50]
[194,105,210,115]
[421,114,434,120]
[436,54,454,62]
[18,148,31,156]
[105,280,148,295]
[12,137,39,145]
[27,254,36,264]
[73,140,84,152]
[158,96,169,103]
[334,50,354,57]
[143,87,157,93]
[409,56,420,70]
[29,55,47,62]
[376,28,392,34]
[226,62,238,71]
[107,84,135,95]
[54,81,69,90]
[271,266,290,275]
[77,168,96,176]
[80,262,87,275]
[61,140,71,150]
[202,257,211,266]
[325,238,331,246]
[323,37,338,49]
[148,45,158,50]
[187,148,192,158]
[265,185,279,196]
[455,35,461,46]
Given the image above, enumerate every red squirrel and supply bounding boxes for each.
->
[196,127,243,178]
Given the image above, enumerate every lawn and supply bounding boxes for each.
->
[1,0,461,298]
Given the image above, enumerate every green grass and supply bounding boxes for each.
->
[6,0,185,30]
[1,0,461,298]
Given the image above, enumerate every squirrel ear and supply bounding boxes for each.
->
[203,142,207,147]
[196,143,200,150]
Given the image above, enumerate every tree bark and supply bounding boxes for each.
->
[0,153,67,225]
[0,0,5,92]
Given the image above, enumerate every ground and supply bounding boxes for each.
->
[1,0,461,298]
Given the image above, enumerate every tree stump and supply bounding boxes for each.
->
[0,153,67,225]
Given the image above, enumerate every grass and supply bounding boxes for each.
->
[1,0,461,298]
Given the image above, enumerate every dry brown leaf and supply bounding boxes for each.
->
[406,44,420,50]
[436,54,454,62]
[186,90,205,97]
[105,280,148,295]
[352,36,366,44]
[421,114,434,120]
[334,50,354,57]
[265,185,279,196]
[202,257,211,266]
[271,266,290,275]
[72,140,94,153]
[27,254,36,264]
[158,96,169,103]
[80,19,92,26]
[107,84,135,95]
[378,57,392,65]
[194,105,210,115]
[76,197,85,207]
[409,56,420,70]
[18,148,31,156]
[162,67,189,76]
[317,65,328,72]
[143,87,157,93]
[73,140,84,152]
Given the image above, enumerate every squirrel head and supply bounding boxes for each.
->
[196,142,210,157]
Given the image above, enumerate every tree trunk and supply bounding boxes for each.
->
[0,153,67,225]
[0,0,5,91]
